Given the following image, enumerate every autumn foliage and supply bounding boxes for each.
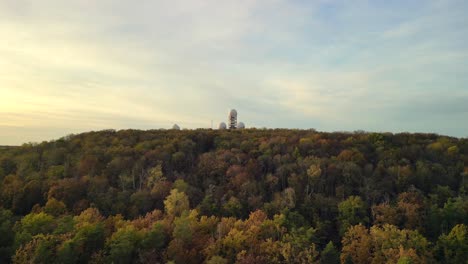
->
[0,129,467,263]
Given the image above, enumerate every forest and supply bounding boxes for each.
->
[0,128,467,263]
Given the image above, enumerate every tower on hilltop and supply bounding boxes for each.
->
[228,109,237,129]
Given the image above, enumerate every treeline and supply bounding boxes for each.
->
[0,129,467,263]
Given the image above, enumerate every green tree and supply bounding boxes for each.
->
[44,198,67,216]
[16,212,54,237]
[106,225,142,264]
[57,223,105,264]
[320,241,340,264]
[338,196,368,235]
[13,212,55,251]
[141,222,166,250]
[13,234,62,264]
[0,208,14,263]
[436,224,468,263]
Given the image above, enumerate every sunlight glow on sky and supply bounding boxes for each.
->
[1,0,467,144]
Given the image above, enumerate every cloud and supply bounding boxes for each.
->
[0,0,467,144]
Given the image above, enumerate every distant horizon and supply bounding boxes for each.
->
[1,1,467,145]
[1,126,466,147]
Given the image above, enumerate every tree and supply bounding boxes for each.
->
[13,234,63,264]
[141,222,166,251]
[16,212,54,237]
[146,164,165,189]
[44,198,67,216]
[47,178,87,210]
[129,190,153,216]
[341,224,372,264]
[307,163,322,195]
[371,202,399,226]
[436,224,468,263]
[1,174,24,213]
[338,196,368,235]
[320,241,340,264]
[164,189,190,217]
[370,224,431,264]
[0,208,14,263]
[206,255,228,264]
[223,196,243,217]
[397,191,425,230]
[57,222,105,263]
[106,225,142,264]
[21,180,44,214]
[167,210,199,264]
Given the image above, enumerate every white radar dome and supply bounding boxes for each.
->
[172,124,180,130]
[229,109,237,118]
[238,122,245,129]
[218,122,227,129]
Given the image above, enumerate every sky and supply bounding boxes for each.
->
[1,0,467,145]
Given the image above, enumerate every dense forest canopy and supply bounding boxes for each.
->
[0,129,467,263]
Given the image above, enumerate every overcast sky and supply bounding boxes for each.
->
[1,0,467,145]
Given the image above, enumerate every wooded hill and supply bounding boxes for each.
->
[0,129,467,263]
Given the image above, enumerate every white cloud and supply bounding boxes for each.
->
[0,0,467,144]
